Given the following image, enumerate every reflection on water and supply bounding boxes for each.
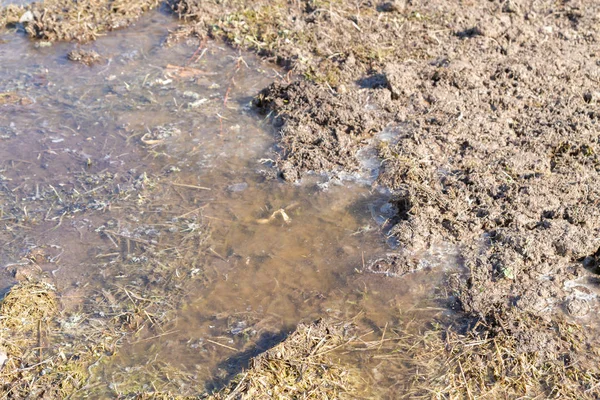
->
[0,9,457,397]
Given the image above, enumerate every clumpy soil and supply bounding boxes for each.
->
[254,81,384,181]
[1,0,160,41]
[181,0,600,320]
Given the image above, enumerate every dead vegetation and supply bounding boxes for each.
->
[209,319,360,399]
[0,211,211,398]
[166,0,423,84]
[0,280,91,398]
[98,319,363,399]
[0,4,21,28]
[0,0,160,41]
[369,315,600,399]
[2,277,597,399]
[0,156,212,398]
[1,0,600,398]
[164,0,600,397]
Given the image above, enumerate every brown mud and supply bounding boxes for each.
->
[254,80,384,181]
[1,0,160,42]
[1,0,600,398]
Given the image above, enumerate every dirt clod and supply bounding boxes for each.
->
[255,81,383,181]
[67,49,102,65]
[1,0,161,42]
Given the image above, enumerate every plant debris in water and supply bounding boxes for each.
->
[0,279,90,398]
[119,319,362,399]
[0,144,212,398]
[166,0,600,397]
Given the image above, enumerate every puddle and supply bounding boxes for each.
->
[0,9,458,398]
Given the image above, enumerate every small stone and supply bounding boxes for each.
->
[183,91,202,100]
[583,91,600,104]
[502,0,521,14]
[227,182,248,192]
[542,26,553,34]
[67,49,101,66]
[566,298,590,317]
[14,264,42,281]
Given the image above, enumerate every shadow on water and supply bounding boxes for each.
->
[204,328,290,393]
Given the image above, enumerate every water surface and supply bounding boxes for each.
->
[0,9,455,397]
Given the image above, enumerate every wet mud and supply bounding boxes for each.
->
[254,81,384,181]
[2,0,160,42]
[0,5,446,398]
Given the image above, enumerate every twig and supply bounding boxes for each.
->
[206,339,237,352]
[171,182,211,191]
[130,330,180,344]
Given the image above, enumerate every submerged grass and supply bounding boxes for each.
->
[1,0,599,398]
[3,280,597,399]
[117,319,363,399]
[0,166,213,397]
[0,241,211,398]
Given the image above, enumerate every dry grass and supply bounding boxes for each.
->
[0,4,21,28]
[0,280,88,399]
[167,0,433,85]
[362,315,600,399]
[0,280,57,330]
[0,160,213,398]
[102,319,364,399]
[2,281,598,399]
[209,319,361,399]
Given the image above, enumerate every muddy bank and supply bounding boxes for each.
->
[1,10,392,397]
[169,0,600,306]
[254,80,384,181]
[1,0,159,41]
[165,0,600,397]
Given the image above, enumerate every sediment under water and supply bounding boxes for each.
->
[0,9,457,397]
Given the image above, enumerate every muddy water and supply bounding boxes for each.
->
[0,9,455,397]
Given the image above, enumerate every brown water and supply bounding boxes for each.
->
[0,10,457,398]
